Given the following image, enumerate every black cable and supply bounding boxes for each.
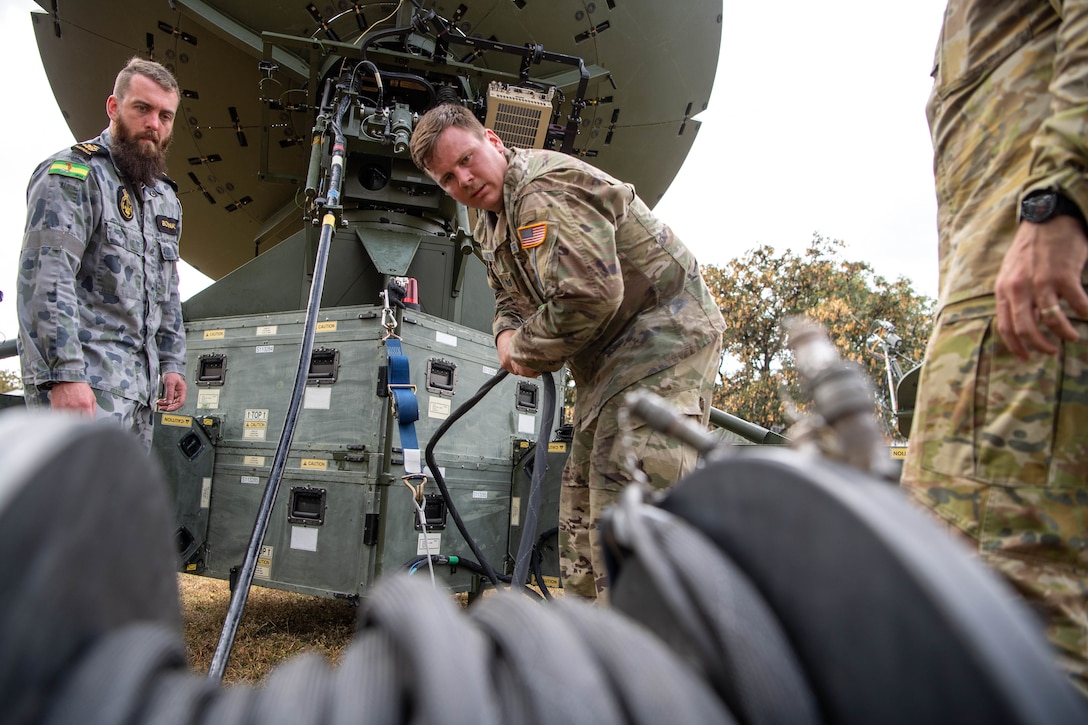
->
[423,369,510,588]
[206,94,351,682]
[531,526,558,600]
[360,25,414,61]
[609,496,820,724]
[511,372,556,589]
[422,370,556,592]
[401,554,487,578]
[48,565,737,725]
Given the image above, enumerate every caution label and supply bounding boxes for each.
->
[161,414,191,428]
[255,545,273,579]
[243,421,268,441]
[243,409,269,440]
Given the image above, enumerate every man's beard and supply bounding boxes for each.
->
[111,116,172,187]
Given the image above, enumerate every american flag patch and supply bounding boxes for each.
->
[518,222,548,249]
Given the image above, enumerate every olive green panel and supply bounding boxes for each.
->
[182,221,495,333]
[161,304,563,598]
[151,412,219,572]
[203,449,375,597]
[509,443,570,582]
[372,453,515,591]
[182,228,311,319]
[357,227,423,277]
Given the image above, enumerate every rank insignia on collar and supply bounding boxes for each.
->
[518,222,548,249]
[117,186,134,221]
[71,142,105,159]
[48,160,90,181]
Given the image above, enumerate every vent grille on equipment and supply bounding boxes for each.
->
[484,82,554,149]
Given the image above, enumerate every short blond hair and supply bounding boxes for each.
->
[113,56,179,100]
[409,103,486,173]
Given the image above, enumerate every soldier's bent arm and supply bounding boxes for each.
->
[504,188,625,371]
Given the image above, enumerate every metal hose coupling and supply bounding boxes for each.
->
[618,389,730,484]
[785,316,898,481]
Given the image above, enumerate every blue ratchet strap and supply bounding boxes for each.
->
[385,337,423,478]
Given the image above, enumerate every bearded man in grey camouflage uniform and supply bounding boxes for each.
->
[902,1,1088,695]
[410,103,725,601]
[17,56,187,450]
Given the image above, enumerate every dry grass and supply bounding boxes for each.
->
[179,574,357,684]
[179,573,558,684]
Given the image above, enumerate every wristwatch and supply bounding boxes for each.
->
[1020,189,1087,226]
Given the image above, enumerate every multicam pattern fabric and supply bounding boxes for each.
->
[903,0,1088,694]
[16,130,186,407]
[926,1,1088,307]
[473,147,725,599]
[559,340,722,600]
[473,147,726,431]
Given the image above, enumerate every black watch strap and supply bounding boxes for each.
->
[1020,190,1086,226]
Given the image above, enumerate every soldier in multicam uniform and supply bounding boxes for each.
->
[410,103,725,600]
[902,1,1088,695]
[17,57,187,450]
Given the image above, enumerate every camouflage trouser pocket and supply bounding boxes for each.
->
[910,306,990,483]
[909,302,1088,564]
[598,386,704,493]
[913,304,1088,489]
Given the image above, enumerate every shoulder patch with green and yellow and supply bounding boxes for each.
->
[47,160,90,181]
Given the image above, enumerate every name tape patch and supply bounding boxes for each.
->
[157,215,179,235]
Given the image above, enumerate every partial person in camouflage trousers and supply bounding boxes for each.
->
[902,1,1088,696]
[17,57,187,449]
[410,103,725,600]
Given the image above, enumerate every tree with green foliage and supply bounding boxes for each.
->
[0,369,19,395]
[703,234,934,440]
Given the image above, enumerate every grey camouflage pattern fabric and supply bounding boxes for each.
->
[902,0,1088,695]
[474,147,725,599]
[23,386,156,450]
[17,129,186,407]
